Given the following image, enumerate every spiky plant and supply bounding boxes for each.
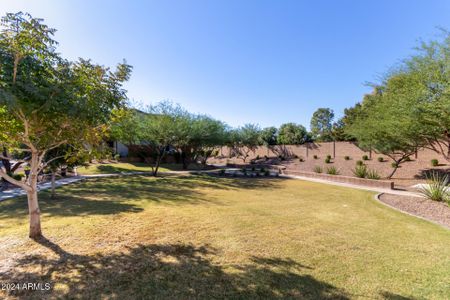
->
[418,172,449,204]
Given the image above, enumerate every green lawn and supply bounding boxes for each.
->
[0,174,449,299]
[76,162,205,175]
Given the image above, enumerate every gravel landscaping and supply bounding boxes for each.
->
[379,193,450,229]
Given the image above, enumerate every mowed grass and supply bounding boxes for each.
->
[0,175,449,299]
[76,162,204,175]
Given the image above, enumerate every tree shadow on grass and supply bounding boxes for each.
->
[0,175,284,220]
[1,236,350,299]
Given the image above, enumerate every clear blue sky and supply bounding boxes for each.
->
[2,1,449,129]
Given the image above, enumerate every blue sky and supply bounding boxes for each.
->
[1,1,449,129]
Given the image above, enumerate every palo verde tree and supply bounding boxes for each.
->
[178,115,227,169]
[346,82,428,179]
[0,12,132,238]
[230,124,261,162]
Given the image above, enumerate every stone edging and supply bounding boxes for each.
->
[283,170,394,190]
[373,193,449,230]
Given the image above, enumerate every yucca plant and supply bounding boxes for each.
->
[313,166,323,173]
[366,169,381,180]
[352,165,368,178]
[326,166,340,175]
[418,172,449,203]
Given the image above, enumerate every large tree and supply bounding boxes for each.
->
[310,108,334,142]
[277,123,308,145]
[347,81,428,179]
[0,12,131,238]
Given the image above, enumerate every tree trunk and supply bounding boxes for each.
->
[386,160,400,179]
[27,188,42,239]
[51,171,56,199]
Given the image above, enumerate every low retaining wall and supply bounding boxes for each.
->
[283,170,394,190]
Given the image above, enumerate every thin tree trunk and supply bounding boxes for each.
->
[51,171,56,199]
[27,187,41,239]
[386,160,400,179]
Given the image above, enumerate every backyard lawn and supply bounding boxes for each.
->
[76,162,207,175]
[0,174,449,299]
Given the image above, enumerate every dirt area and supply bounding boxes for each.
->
[209,143,450,189]
[379,193,450,229]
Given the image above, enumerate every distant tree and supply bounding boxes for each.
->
[0,12,131,238]
[277,123,308,145]
[230,124,261,162]
[310,108,335,142]
[177,115,227,169]
[259,127,278,146]
[141,102,190,176]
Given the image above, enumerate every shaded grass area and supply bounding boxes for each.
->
[0,175,449,299]
[76,162,207,175]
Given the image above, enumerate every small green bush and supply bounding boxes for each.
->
[326,166,340,175]
[362,155,369,161]
[313,155,318,159]
[313,166,323,173]
[431,159,439,167]
[366,169,381,180]
[418,172,449,203]
[299,157,305,162]
[377,157,384,162]
[325,157,331,164]
[344,156,350,160]
[293,154,299,159]
[326,154,332,160]
[356,160,364,166]
[114,154,120,161]
[391,162,399,168]
[353,165,368,178]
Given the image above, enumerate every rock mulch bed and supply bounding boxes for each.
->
[379,193,450,229]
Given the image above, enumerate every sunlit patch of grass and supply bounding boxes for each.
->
[0,175,449,299]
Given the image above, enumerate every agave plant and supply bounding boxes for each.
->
[352,165,367,178]
[418,172,449,203]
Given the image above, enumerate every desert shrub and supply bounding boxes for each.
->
[299,157,305,162]
[326,154,332,160]
[362,155,369,161]
[353,165,368,178]
[404,156,412,162]
[114,154,120,161]
[264,155,269,161]
[344,156,350,160]
[325,157,331,164]
[313,166,323,173]
[356,160,364,166]
[326,166,340,175]
[431,159,439,167]
[377,157,384,162]
[293,154,299,159]
[366,169,381,180]
[418,172,449,203]
[313,155,318,159]
[256,155,260,160]
[391,162,399,168]
[278,155,285,161]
